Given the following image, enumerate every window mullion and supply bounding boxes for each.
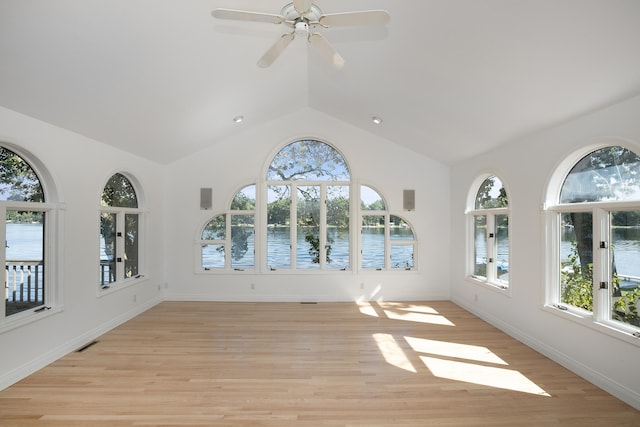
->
[487,214,496,282]
[320,185,327,268]
[594,209,610,322]
[0,205,6,318]
[116,211,125,281]
[290,183,297,268]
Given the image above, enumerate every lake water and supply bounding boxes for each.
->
[203,226,415,270]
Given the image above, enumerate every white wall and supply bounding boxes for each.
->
[449,95,640,410]
[164,108,451,302]
[0,106,166,389]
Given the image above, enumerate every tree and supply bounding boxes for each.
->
[562,147,640,276]
[0,147,44,202]
[267,140,349,181]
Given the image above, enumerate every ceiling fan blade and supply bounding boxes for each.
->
[257,32,295,67]
[211,8,283,24]
[293,0,313,15]
[319,10,390,27]
[308,33,345,69]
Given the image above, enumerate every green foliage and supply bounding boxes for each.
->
[361,199,385,211]
[0,147,44,202]
[267,140,349,181]
[613,284,640,326]
[562,242,640,327]
[231,188,256,210]
[101,173,137,208]
[560,243,593,311]
[475,176,508,209]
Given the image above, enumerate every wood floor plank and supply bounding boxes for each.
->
[1,301,638,426]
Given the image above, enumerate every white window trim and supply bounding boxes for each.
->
[0,201,64,334]
[466,206,511,292]
[97,205,146,296]
[544,202,640,346]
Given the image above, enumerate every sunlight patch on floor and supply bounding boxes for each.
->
[420,356,551,396]
[404,336,507,365]
[383,309,455,326]
[372,333,417,373]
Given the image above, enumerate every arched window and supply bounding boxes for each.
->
[546,145,640,333]
[196,139,419,273]
[99,173,143,289]
[266,140,350,270]
[200,185,256,270]
[467,175,509,288]
[360,186,417,270]
[1,145,57,323]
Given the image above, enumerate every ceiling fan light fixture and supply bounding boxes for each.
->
[233,115,244,123]
[372,116,383,125]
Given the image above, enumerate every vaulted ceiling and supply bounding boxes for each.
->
[1,0,640,165]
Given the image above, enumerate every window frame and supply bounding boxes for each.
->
[544,143,640,345]
[98,172,146,295]
[466,175,511,292]
[0,144,62,333]
[195,141,420,275]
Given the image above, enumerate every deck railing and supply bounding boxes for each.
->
[5,260,44,315]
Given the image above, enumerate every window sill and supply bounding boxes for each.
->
[543,304,640,348]
[466,275,511,295]
[0,305,64,335]
[96,275,148,298]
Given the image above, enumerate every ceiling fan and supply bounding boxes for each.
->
[211,0,390,69]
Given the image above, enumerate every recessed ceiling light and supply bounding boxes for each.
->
[233,115,244,123]
[372,116,383,125]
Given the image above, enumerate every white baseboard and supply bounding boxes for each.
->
[0,295,163,391]
[451,296,640,411]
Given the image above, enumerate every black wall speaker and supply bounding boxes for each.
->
[200,188,212,210]
[403,189,415,211]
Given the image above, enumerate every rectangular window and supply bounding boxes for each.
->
[231,214,254,269]
[296,185,320,269]
[100,212,117,286]
[326,186,349,270]
[362,215,385,269]
[473,215,487,278]
[124,213,139,278]
[560,212,593,311]
[267,185,290,269]
[610,210,640,327]
[5,210,45,316]
[202,244,225,269]
[391,244,414,269]
[495,214,509,283]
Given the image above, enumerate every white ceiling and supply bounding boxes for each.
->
[1,0,640,165]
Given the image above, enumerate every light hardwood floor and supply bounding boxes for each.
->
[1,301,639,426]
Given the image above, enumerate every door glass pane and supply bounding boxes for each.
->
[473,215,487,278]
[496,214,509,283]
[560,212,593,311]
[610,210,640,327]
[327,186,349,270]
[6,210,44,316]
[231,214,254,269]
[100,212,117,286]
[124,213,138,278]
[362,215,385,269]
[297,185,320,269]
[267,185,290,269]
